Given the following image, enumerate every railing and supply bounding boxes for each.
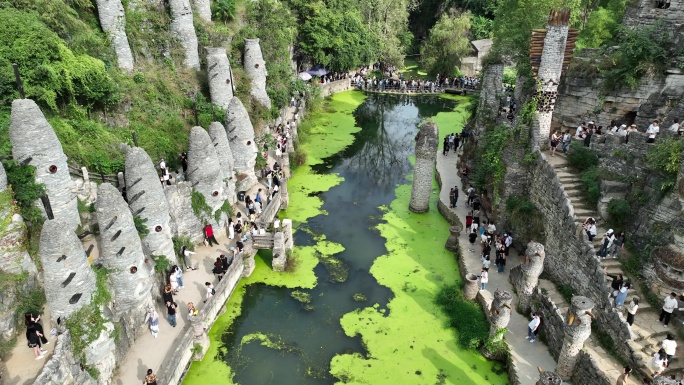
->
[353,82,480,93]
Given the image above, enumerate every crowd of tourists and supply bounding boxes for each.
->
[353,73,480,93]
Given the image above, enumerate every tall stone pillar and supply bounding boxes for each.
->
[511,241,545,313]
[10,99,80,230]
[206,48,234,109]
[0,162,36,275]
[193,0,211,21]
[125,147,177,263]
[187,127,228,225]
[243,38,272,109]
[169,0,200,69]
[474,64,504,138]
[536,370,562,385]
[208,122,237,205]
[39,220,97,324]
[0,161,6,191]
[489,289,513,341]
[534,9,572,148]
[225,97,258,191]
[556,296,594,380]
[165,182,204,243]
[95,0,134,72]
[409,120,438,213]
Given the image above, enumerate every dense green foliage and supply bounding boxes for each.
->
[436,283,489,350]
[505,195,546,244]
[567,142,599,172]
[173,236,196,257]
[471,124,512,205]
[576,0,626,48]
[606,198,631,230]
[1,160,46,224]
[420,12,472,76]
[191,190,213,224]
[645,138,684,192]
[133,215,149,237]
[579,167,601,206]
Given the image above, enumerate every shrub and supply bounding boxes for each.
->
[606,198,631,230]
[580,167,601,206]
[291,146,308,168]
[172,236,195,257]
[1,160,46,224]
[435,284,489,350]
[645,138,684,192]
[504,195,545,244]
[567,141,599,172]
[133,215,149,237]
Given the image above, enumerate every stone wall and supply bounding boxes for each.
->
[94,0,134,72]
[569,351,612,385]
[169,0,200,69]
[243,38,272,109]
[320,79,353,97]
[529,290,565,359]
[536,21,570,146]
[33,332,98,385]
[206,48,234,110]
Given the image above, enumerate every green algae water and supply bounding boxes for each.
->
[183,91,507,385]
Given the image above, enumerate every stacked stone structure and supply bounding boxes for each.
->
[463,274,480,300]
[225,97,258,191]
[557,296,595,380]
[39,219,97,323]
[537,370,562,385]
[192,0,211,21]
[165,182,204,243]
[510,241,545,313]
[488,289,513,341]
[169,0,200,69]
[208,122,237,204]
[409,120,439,213]
[206,48,234,109]
[474,64,503,138]
[125,147,177,263]
[243,38,272,109]
[95,0,134,72]
[187,127,228,223]
[10,99,80,230]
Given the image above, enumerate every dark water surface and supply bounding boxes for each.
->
[222,94,460,385]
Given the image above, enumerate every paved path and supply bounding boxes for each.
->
[435,148,558,385]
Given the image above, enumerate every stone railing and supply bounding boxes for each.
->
[256,189,282,227]
[157,254,245,384]
[320,79,353,97]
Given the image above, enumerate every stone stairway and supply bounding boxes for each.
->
[547,154,683,378]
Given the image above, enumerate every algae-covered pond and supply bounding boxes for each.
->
[182,92,507,385]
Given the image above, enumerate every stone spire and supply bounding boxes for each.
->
[225,97,258,191]
[94,0,134,72]
[206,47,234,110]
[95,183,153,315]
[243,38,272,109]
[39,219,97,323]
[9,99,80,230]
[193,0,211,21]
[556,296,594,380]
[488,289,513,341]
[0,161,7,192]
[510,241,545,313]
[536,370,562,385]
[474,64,503,138]
[409,120,439,213]
[208,122,237,205]
[125,147,177,263]
[187,127,227,221]
[169,0,200,69]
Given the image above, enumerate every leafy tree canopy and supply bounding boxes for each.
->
[420,12,473,76]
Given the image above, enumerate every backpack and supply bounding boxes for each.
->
[211,288,216,296]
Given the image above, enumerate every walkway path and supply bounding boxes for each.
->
[435,148,558,384]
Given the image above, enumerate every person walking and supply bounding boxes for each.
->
[442,136,450,156]
[227,218,235,240]
[610,231,626,259]
[26,324,46,360]
[173,265,184,289]
[479,267,489,291]
[143,369,158,385]
[615,282,629,307]
[526,313,541,342]
[144,307,160,338]
[662,333,677,363]
[449,188,456,209]
[204,282,215,303]
[616,366,632,385]
[181,245,196,271]
[166,300,178,327]
[561,130,571,154]
[550,130,560,157]
[626,297,638,326]
[204,224,219,247]
[452,186,458,208]
[597,229,615,259]
[659,292,679,327]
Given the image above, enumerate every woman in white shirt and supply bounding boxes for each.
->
[625,297,638,326]
[650,350,667,376]
[480,267,489,291]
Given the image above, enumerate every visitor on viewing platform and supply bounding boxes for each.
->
[662,334,677,363]
[204,224,218,247]
[646,120,660,143]
[626,297,639,326]
[525,312,541,343]
[479,267,489,291]
[658,292,679,327]
[668,118,680,134]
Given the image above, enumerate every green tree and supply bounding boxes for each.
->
[576,0,627,48]
[212,0,237,22]
[359,0,413,67]
[420,12,473,76]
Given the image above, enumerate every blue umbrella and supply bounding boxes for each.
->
[307,65,329,76]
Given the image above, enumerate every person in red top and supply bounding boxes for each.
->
[204,224,219,247]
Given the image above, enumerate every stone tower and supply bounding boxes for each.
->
[206,47,234,110]
[95,183,153,315]
[225,97,258,191]
[187,127,228,223]
[125,147,177,263]
[474,64,504,138]
[169,0,200,69]
[556,296,594,380]
[489,289,513,341]
[409,120,439,213]
[95,0,134,72]
[9,99,80,230]
[536,370,562,385]
[0,158,6,191]
[39,219,97,324]
[510,241,545,313]
[208,122,237,205]
[243,38,272,109]
[193,0,211,21]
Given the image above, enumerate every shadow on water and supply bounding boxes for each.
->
[222,93,460,385]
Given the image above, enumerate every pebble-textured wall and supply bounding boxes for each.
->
[225,97,258,191]
[187,127,227,222]
[192,0,211,21]
[165,182,204,243]
[33,332,98,385]
[39,219,97,323]
[208,122,237,205]
[94,0,134,72]
[10,99,80,230]
[95,183,153,314]
[206,48,234,110]
[243,38,272,109]
[0,161,6,191]
[169,0,200,69]
[125,147,177,263]
[409,121,438,213]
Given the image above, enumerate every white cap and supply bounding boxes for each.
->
[607,229,614,234]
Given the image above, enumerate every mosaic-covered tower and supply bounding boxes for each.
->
[225,97,258,191]
[39,219,97,324]
[10,99,80,230]
[243,38,272,109]
[206,47,234,110]
[95,183,153,315]
[409,120,439,213]
[556,296,594,380]
[187,127,227,223]
[95,0,134,72]
[125,147,177,263]
[208,122,237,205]
[169,0,200,69]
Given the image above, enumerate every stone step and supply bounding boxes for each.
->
[564,188,583,198]
[560,180,583,189]
[600,259,623,268]
[574,208,598,218]
[556,170,580,179]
